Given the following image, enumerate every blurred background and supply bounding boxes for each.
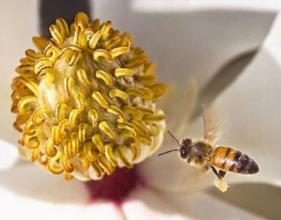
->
[1,0,281,219]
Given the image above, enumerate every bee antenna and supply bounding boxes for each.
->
[167,130,180,147]
[158,149,179,156]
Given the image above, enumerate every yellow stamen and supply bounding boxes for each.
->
[12,12,166,181]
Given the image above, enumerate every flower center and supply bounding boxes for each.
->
[11,11,166,181]
[85,167,140,204]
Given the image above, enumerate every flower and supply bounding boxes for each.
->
[1,1,281,220]
[11,12,166,181]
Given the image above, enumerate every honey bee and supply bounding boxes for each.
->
[159,105,259,192]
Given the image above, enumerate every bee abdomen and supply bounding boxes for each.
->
[213,147,259,174]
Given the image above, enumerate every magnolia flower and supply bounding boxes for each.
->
[1,1,281,220]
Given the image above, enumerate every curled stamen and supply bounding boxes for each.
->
[118,122,137,137]
[100,21,112,40]
[104,143,117,166]
[34,58,53,77]
[99,121,117,139]
[89,30,101,49]
[12,12,166,181]
[110,47,130,58]
[92,134,105,153]
[114,68,134,77]
[64,77,76,97]
[88,109,99,128]
[109,88,129,101]
[22,135,40,149]
[69,109,82,128]
[107,105,125,122]
[49,24,64,44]
[96,69,113,86]
[92,91,109,109]
[48,151,64,174]
[75,12,89,29]
[77,69,91,87]
[32,36,49,51]
[84,142,99,161]
[93,49,111,62]
[18,96,37,114]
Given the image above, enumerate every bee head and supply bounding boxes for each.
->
[158,131,191,158]
[179,138,192,159]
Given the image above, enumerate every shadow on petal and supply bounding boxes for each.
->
[0,164,89,204]
[209,183,281,220]
[123,185,264,220]
[0,139,19,169]
[95,0,276,87]
[123,185,190,220]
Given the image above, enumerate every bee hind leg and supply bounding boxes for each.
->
[211,166,221,179]
[211,166,228,192]
[218,170,226,178]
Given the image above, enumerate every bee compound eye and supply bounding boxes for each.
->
[180,146,189,159]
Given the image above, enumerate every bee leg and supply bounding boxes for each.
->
[211,166,222,179]
[212,166,229,192]
[218,170,226,178]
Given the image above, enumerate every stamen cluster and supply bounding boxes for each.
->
[11,12,166,180]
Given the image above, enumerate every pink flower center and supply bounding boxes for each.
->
[85,167,142,205]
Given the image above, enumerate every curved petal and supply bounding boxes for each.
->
[206,37,281,186]
[123,186,263,220]
[0,0,38,145]
[0,139,18,169]
[188,13,281,187]
[140,39,281,193]
[0,183,123,220]
[161,191,265,220]
[94,0,275,85]
[0,164,88,204]
[123,186,191,220]
[140,8,281,193]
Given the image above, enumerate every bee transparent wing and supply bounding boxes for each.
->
[176,167,213,195]
[202,104,220,143]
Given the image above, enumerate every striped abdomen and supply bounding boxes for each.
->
[212,146,259,174]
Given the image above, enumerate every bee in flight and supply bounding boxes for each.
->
[159,105,259,192]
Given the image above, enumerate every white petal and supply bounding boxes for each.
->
[131,0,281,12]
[123,186,264,220]
[0,0,38,145]
[140,8,280,192]
[0,162,124,219]
[0,185,123,220]
[123,186,191,220]
[181,17,281,187]
[162,191,265,220]
[94,0,276,86]
[0,164,88,204]
[0,139,19,169]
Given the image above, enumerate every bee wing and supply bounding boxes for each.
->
[176,167,213,195]
[202,104,221,143]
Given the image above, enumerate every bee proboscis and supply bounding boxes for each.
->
[159,105,259,192]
